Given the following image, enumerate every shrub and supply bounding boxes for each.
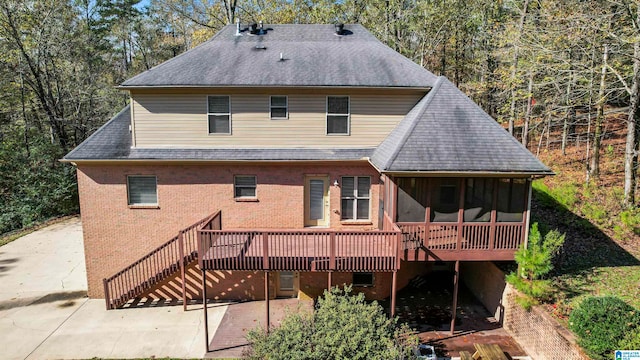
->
[245,286,417,360]
[620,209,640,235]
[569,296,640,359]
[246,306,314,360]
[618,328,640,350]
[581,202,608,225]
[507,223,564,307]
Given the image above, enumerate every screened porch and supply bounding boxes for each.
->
[380,175,531,261]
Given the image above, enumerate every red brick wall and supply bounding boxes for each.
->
[299,272,393,300]
[77,162,381,298]
[143,266,402,302]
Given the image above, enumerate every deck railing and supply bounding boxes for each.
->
[199,227,400,272]
[397,222,524,252]
[103,211,221,310]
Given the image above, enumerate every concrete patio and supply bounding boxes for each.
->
[0,217,227,360]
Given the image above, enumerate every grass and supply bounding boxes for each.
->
[531,116,640,322]
[0,215,77,247]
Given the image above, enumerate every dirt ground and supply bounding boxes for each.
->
[384,271,526,358]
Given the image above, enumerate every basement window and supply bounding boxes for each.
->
[270,96,288,119]
[353,272,374,287]
[208,95,231,134]
[234,175,257,199]
[127,175,158,206]
[326,96,349,135]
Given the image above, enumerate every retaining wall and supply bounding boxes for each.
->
[461,261,588,360]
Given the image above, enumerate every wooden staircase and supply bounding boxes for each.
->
[103,211,221,310]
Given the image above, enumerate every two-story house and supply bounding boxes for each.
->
[63,23,551,341]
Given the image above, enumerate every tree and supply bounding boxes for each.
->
[589,44,609,180]
[245,286,417,360]
[506,223,565,308]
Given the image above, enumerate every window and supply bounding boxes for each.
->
[208,96,231,134]
[327,96,349,135]
[270,96,288,119]
[127,176,157,206]
[353,272,374,287]
[341,176,370,220]
[234,175,257,198]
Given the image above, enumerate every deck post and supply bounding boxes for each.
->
[456,180,465,251]
[391,271,398,318]
[202,269,210,352]
[450,260,460,335]
[265,271,270,333]
[328,271,332,290]
[179,231,187,311]
[103,279,110,310]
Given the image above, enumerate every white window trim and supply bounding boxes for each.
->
[326,96,350,136]
[234,175,257,199]
[341,176,371,220]
[270,95,288,120]
[207,95,232,135]
[127,175,158,207]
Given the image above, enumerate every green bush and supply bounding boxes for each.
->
[618,328,640,350]
[569,296,640,359]
[247,306,314,360]
[245,286,417,360]
[581,202,608,225]
[620,209,640,235]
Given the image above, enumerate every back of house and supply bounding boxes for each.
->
[63,23,551,311]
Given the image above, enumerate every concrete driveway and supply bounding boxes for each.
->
[0,217,227,360]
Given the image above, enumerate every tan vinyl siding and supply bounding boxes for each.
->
[131,88,425,148]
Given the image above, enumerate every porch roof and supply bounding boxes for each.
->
[370,77,553,175]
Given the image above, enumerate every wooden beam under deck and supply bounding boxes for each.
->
[402,249,519,262]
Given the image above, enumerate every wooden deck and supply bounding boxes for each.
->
[199,229,400,272]
[196,212,527,272]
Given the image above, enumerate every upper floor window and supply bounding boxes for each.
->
[127,175,158,206]
[234,175,257,199]
[208,96,231,134]
[270,96,288,119]
[327,96,350,135]
[341,176,370,220]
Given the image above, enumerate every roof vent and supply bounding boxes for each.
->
[249,23,258,34]
[258,20,266,35]
[235,18,242,36]
[335,23,344,35]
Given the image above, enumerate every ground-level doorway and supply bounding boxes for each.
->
[276,271,299,298]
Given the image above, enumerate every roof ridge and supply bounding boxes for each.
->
[63,105,130,160]
[382,76,445,170]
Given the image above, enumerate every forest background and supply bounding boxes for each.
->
[1,0,639,239]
